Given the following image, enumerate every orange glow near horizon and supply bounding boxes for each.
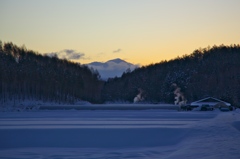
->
[0,0,239,66]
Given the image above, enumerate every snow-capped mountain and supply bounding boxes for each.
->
[87,58,139,80]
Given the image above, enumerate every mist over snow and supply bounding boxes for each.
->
[87,58,139,80]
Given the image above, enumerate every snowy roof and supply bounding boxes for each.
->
[191,97,231,106]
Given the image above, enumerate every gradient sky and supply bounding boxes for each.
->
[1,0,240,66]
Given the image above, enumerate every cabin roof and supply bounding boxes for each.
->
[191,97,231,106]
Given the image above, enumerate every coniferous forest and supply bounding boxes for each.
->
[102,44,240,106]
[0,41,103,104]
[0,41,240,107]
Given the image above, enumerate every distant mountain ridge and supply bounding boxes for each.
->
[87,58,139,80]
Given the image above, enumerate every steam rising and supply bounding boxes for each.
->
[172,83,187,106]
[15,55,20,63]
[133,88,144,103]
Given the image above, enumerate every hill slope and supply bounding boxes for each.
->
[0,42,103,104]
[102,45,240,106]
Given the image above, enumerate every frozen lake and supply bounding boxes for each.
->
[0,108,240,159]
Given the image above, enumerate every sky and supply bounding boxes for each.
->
[0,0,240,66]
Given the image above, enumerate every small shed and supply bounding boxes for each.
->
[190,97,231,107]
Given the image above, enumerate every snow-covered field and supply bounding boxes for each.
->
[0,107,240,159]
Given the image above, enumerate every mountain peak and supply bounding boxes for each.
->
[107,58,127,64]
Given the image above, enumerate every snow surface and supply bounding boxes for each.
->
[0,108,240,159]
[0,99,91,112]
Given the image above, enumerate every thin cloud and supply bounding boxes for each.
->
[113,48,122,53]
[46,52,58,58]
[62,49,85,60]
[46,49,85,60]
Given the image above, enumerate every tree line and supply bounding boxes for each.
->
[1,41,240,107]
[102,44,240,106]
[0,41,103,105]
